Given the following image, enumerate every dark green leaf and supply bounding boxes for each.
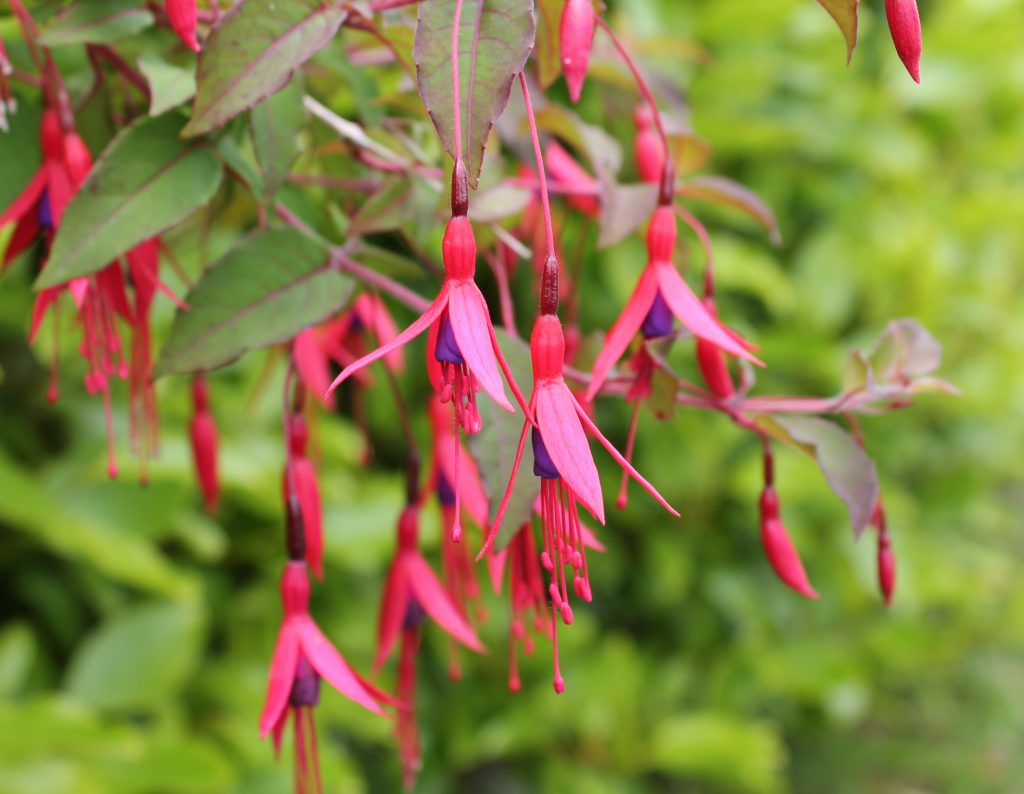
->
[138,52,197,117]
[36,114,223,288]
[414,0,536,188]
[38,0,154,47]
[774,415,880,539]
[182,0,347,136]
[251,75,305,201]
[0,98,41,212]
[816,0,860,64]
[677,176,781,245]
[468,329,538,549]
[154,228,353,376]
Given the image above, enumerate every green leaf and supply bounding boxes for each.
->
[251,75,305,201]
[154,228,353,376]
[677,176,782,245]
[349,175,437,235]
[38,0,154,47]
[598,182,657,249]
[137,52,197,117]
[0,98,41,212]
[467,329,538,549]
[414,0,536,188]
[774,416,880,539]
[650,712,785,794]
[36,114,223,288]
[182,0,347,136]
[65,601,203,711]
[468,183,532,223]
[815,0,860,64]
[534,0,563,89]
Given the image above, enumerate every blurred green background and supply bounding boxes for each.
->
[2,0,1023,792]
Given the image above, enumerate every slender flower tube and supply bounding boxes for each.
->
[189,375,219,514]
[872,500,896,607]
[166,0,200,52]
[284,412,324,579]
[479,290,678,691]
[586,205,760,401]
[759,449,818,599]
[560,0,597,103]
[885,0,922,83]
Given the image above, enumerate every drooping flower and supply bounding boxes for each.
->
[560,0,597,103]
[480,301,678,692]
[695,297,736,400]
[189,375,219,514]
[260,557,388,794]
[871,499,896,607]
[885,0,922,83]
[376,505,484,788]
[166,0,200,52]
[759,450,817,599]
[284,411,324,579]
[586,205,760,402]
[544,142,601,219]
[634,103,665,185]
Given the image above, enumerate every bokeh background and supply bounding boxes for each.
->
[2,0,1023,791]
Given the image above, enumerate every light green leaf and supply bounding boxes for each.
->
[815,0,860,64]
[138,53,197,117]
[251,75,305,201]
[39,0,154,47]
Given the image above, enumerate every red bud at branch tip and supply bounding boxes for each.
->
[885,0,922,83]
[759,486,818,600]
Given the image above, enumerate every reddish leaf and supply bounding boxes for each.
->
[816,0,860,64]
[677,176,781,245]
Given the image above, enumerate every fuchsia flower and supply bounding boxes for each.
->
[544,142,600,219]
[560,0,597,103]
[479,291,678,692]
[759,451,817,599]
[189,375,219,514]
[871,500,896,607]
[586,205,760,402]
[166,0,200,52]
[634,104,665,185]
[260,557,388,793]
[376,505,484,788]
[885,0,922,83]
[294,292,404,405]
[284,412,324,579]
[695,297,736,400]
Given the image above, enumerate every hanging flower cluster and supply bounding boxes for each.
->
[0,0,946,789]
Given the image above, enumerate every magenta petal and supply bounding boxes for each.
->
[404,552,485,652]
[297,615,384,715]
[536,382,605,525]
[294,330,334,408]
[487,547,508,595]
[271,710,287,758]
[326,288,448,400]
[580,524,606,553]
[292,458,323,580]
[655,264,762,364]
[259,623,300,738]
[375,561,409,672]
[586,266,660,401]
[0,168,46,228]
[448,283,513,412]
[570,391,680,518]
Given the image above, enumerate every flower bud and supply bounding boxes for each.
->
[634,105,665,185]
[759,486,818,599]
[695,299,735,399]
[560,0,596,103]
[885,0,922,83]
[166,0,200,52]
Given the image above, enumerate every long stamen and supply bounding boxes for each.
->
[617,401,643,510]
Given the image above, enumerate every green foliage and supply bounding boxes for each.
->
[2,1,1023,793]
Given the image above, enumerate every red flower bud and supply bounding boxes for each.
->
[166,0,200,52]
[634,104,665,185]
[885,0,922,83]
[696,298,735,399]
[759,486,818,599]
[560,0,596,103]
[189,377,219,515]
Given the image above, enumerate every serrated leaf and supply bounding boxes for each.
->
[414,0,536,188]
[182,0,347,137]
[816,0,860,64]
[468,329,539,549]
[38,0,154,47]
[65,601,202,711]
[36,114,223,288]
[677,175,781,245]
[597,181,657,249]
[774,415,879,539]
[251,75,305,201]
[154,228,353,376]
[138,52,196,117]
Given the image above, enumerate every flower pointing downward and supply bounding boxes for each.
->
[885,0,922,83]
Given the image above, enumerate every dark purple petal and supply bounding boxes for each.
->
[532,426,561,480]
[641,290,674,338]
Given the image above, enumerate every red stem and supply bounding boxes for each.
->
[518,72,557,262]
